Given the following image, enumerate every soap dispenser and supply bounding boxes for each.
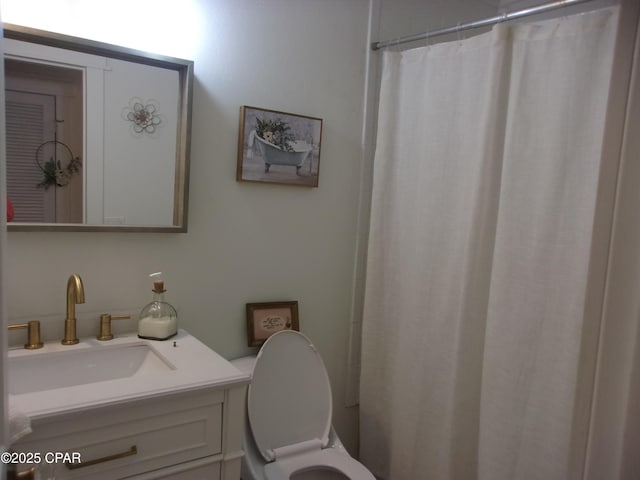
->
[138,272,178,340]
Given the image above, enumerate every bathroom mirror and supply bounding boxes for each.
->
[3,24,193,232]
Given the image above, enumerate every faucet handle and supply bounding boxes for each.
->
[8,321,44,349]
[97,313,131,341]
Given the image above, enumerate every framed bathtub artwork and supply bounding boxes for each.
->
[237,106,323,187]
[246,301,300,347]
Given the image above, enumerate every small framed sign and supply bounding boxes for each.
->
[246,301,299,347]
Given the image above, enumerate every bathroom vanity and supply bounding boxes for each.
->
[8,331,249,479]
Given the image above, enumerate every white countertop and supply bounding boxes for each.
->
[9,329,250,421]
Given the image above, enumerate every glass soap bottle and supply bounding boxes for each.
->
[138,272,178,340]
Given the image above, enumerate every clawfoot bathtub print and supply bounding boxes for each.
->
[251,131,313,175]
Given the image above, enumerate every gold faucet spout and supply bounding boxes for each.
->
[62,273,85,345]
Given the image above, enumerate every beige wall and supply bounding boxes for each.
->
[3,0,370,454]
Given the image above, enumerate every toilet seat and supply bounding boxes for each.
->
[264,446,376,480]
[247,331,376,480]
[248,331,333,461]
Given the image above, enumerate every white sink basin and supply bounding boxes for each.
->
[8,342,174,395]
[8,330,249,420]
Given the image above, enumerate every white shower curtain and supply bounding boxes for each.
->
[359,8,619,480]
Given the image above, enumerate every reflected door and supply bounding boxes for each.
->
[5,57,84,224]
[6,90,56,222]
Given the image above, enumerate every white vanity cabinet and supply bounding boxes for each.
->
[13,383,247,480]
[8,331,250,479]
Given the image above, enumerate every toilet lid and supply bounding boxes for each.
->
[248,330,333,462]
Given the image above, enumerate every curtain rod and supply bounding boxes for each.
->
[371,0,597,50]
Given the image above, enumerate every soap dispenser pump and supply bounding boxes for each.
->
[138,272,178,340]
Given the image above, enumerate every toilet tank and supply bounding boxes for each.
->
[230,355,257,376]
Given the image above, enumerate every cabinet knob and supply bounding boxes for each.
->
[7,464,35,480]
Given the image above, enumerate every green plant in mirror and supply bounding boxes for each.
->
[35,140,82,189]
[37,155,82,189]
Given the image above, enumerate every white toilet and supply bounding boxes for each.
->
[231,330,376,480]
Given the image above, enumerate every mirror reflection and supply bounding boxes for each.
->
[6,59,83,223]
[3,24,193,232]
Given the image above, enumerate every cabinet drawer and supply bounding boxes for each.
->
[128,456,221,480]
[14,390,224,479]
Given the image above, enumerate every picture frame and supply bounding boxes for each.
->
[246,301,300,347]
[237,106,322,187]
